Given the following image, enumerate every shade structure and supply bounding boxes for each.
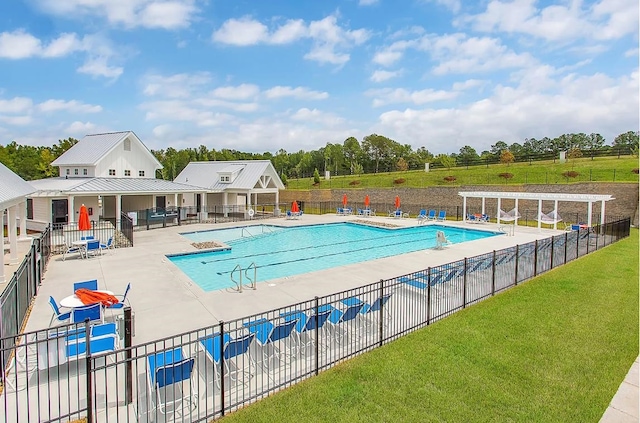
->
[364,195,370,208]
[291,201,299,213]
[342,194,348,207]
[394,195,400,210]
[78,204,91,231]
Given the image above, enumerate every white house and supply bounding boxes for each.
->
[28,131,203,229]
[0,161,36,282]
[174,160,284,217]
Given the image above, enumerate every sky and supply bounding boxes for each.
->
[0,0,638,154]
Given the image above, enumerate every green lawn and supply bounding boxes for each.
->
[287,156,639,189]
[221,230,639,423]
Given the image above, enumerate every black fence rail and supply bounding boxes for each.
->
[0,227,51,372]
[0,218,631,422]
[50,220,133,254]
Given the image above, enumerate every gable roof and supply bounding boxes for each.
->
[29,177,203,196]
[51,131,162,168]
[0,161,36,210]
[174,160,284,191]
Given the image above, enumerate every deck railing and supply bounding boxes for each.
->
[0,217,631,422]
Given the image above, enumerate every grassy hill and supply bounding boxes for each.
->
[287,156,638,190]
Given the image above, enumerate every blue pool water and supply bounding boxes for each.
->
[170,223,500,292]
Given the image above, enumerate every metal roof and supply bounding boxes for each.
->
[174,160,284,191]
[29,177,203,196]
[458,191,614,202]
[0,161,36,210]
[51,131,162,168]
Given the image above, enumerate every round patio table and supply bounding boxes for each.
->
[60,290,114,308]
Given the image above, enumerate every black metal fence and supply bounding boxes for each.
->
[50,220,133,253]
[0,226,51,372]
[0,217,631,422]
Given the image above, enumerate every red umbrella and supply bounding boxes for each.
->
[364,195,370,208]
[78,204,91,231]
[394,195,400,210]
[291,201,299,213]
[342,194,348,207]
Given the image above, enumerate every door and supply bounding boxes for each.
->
[196,194,201,213]
[52,199,68,226]
[155,196,166,211]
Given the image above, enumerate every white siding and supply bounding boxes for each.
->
[32,197,50,223]
[58,166,96,178]
[95,134,157,178]
[121,195,154,213]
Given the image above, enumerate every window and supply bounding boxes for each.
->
[66,169,70,175]
[220,175,230,182]
[124,170,131,176]
[26,199,33,220]
[83,169,88,175]
[139,170,145,177]
[108,169,116,176]
[123,139,131,151]
[74,169,78,175]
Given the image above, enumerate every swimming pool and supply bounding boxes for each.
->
[170,223,500,292]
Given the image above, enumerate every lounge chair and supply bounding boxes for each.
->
[538,210,562,226]
[74,279,98,292]
[426,209,437,220]
[467,213,489,223]
[388,210,403,218]
[146,347,197,416]
[326,302,365,344]
[340,293,394,331]
[243,318,298,369]
[48,296,71,326]
[280,307,332,354]
[199,332,255,388]
[417,210,427,224]
[107,283,131,309]
[62,243,82,261]
[436,210,446,221]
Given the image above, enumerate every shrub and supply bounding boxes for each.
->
[280,172,288,186]
[562,170,580,178]
[313,168,320,184]
[632,168,639,174]
[349,180,361,186]
[443,175,457,183]
[393,178,406,185]
[498,172,514,179]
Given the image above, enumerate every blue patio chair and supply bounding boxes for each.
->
[326,302,365,344]
[80,236,94,241]
[281,307,332,354]
[48,296,71,326]
[199,332,255,388]
[388,210,403,218]
[100,236,115,251]
[74,279,98,292]
[72,303,103,324]
[62,244,82,261]
[107,283,131,309]
[85,240,101,257]
[64,323,119,342]
[427,209,437,220]
[437,210,446,221]
[147,347,197,416]
[243,318,298,370]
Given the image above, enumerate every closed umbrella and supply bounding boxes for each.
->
[78,204,91,231]
[364,195,370,208]
[394,196,401,210]
[342,194,348,207]
[291,201,299,213]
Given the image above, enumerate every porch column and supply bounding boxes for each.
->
[275,190,280,216]
[497,197,501,224]
[67,195,75,225]
[246,192,252,218]
[173,193,178,208]
[223,192,228,217]
[537,199,542,230]
[200,192,208,220]
[600,200,606,226]
[8,205,18,264]
[481,197,485,215]
[553,200,558,230]
[19,200,28,240]
[514,199,519,226]
[0,210,5,283]
[116,194,122,230]
[462,196,467,222]
[587,201,593,227]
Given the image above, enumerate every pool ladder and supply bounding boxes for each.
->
[230,262,257,293]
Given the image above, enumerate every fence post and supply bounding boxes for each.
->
[85,319,93,423]
[314,296,320,376]
[426,267,431,325]
[491,251,496,295]
[145,209,150,231]
[462,258,467,308]
[586,229,590,254]
[124,307,133,405]
[379,279,384,347]
[177,207,181,226]
[219,320,225,416]
[533,240,538,276]
[514,245,519,286]
[550,236,554,269]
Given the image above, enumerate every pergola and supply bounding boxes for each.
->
[458,191,615,230]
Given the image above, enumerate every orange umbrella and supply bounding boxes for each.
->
[364,195,370,208]
[291,201,299,213]
[78,204,91,231]
[394,195,400,210]
[342,194,348,207]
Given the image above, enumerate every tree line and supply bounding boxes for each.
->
[0,131,637,181]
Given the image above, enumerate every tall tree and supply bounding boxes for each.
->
[52,137,79,158]
[362,134,393,173]
[490,141,508,157]
[457,145,479,169]
[585,133,605,160]
[343,137,361,174]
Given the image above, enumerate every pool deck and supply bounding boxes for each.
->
[26,214,561,342]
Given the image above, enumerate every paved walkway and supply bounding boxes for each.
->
[600,357,639,423]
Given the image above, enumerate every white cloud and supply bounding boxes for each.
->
[78,57,123,79]
[290,108,345,126]
[38,100,102,113]
[452,79,486,91]
[0,115,33,126]
[65,121,97,134]
[372,39,417,67]
[359,0,379,5]
[370,69,403,82]
[0,30,81,59]
[428,0,462,13]
[143,73,212,98]
[625,48,639,57]
[212,14,370,65]
[367,87,459,107]
[0,97,33,114]
[264,86,329,100]
[211,84,261,100]
[32,0,198,30]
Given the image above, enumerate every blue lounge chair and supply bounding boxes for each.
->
[427,209,437,220]
[243,318,298,369]
[73,279,98,292]
[72,303,103,324]
[147,347,197,416]
[107,283,131,309]
[417,209,427,224]
[340,293,394,331]
[388,210,403,218]
[62,243,82,260]
[80,236,94,241]
[280,307,332,354]
[326,302,365,343]
[199,333,255,388]
[437,210,446,221]
[48,296,71,326]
